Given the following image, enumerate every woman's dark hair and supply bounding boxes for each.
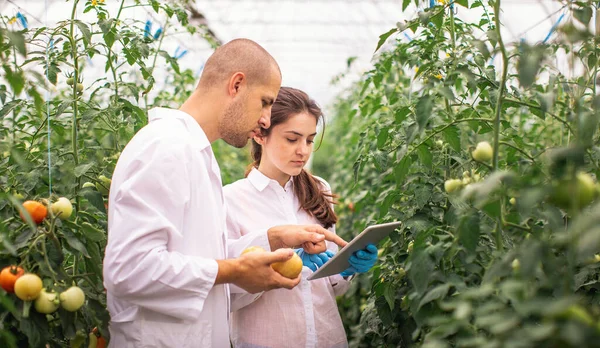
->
[246,86,338,228]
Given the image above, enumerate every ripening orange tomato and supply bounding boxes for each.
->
[0,265,24,293]
[20,200,47,224]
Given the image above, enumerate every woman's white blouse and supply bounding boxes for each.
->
[224,168,350,348]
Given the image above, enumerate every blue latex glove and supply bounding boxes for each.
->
[340,244,378,277]
[295,249,335,272]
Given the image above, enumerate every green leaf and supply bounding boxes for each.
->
[403,0,412,11]
[418,283,451,309]
[517,43,544,88]
[457,214,480,255]
[54,100,71,118]
[13,225,36,249]
[58,309,77,340]
[0,99,23,120]
[375,296,394,326]
[442,126,461,152]
[383,283,396,310]
[61,229,90,258]
[80,188,106,214]
[0,294,17,315]
[6,30,26,56]
[159,51,180,74]
[163,5,174,18]
[416,95,433,130]
[377,127,389,149]
[74,162,94,178]
[103,28,117,49]
[3,66,26,95]
[20,312,49,348]
[85,242,104,286]
[80,222,106,242]
[439,87,455,101]
[44,61,60,86]
[410,250,434,293]
[473,40,491,61]
[574,7,593,25]
[151,0,160,12]
[393,156,412,184]
[394,106,411,124]
[417,145,433,168]
[455,0,469,7]
[74,20,92,47]
[431,10,444,28]
[375,28,398,53]
[1,238,17,256]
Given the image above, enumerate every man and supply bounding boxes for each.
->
[102,38,347,347]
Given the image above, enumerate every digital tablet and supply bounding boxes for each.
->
[307,221,402,281]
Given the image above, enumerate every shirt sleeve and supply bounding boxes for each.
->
[103,141,219,321]
[227,228,270,309]
[223,191,272,309]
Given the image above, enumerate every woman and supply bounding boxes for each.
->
[224,87,378,348]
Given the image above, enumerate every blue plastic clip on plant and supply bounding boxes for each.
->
[153,27,162,40]
[144,20,152,38]
[16,12,28,29]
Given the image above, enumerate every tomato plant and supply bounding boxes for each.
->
[0,0,238,347]
[315,0,600,346]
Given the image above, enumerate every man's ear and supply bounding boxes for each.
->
[228,72,245,97]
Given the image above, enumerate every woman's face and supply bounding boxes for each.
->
[257,111,317,182]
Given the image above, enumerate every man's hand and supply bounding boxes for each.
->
[267,224,347,254]
[216,249,301,293]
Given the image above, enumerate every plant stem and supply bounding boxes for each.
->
[492,0,508,251]
[145,21,169,112]
[69,0,82,214]
[107,0,126,102]
[449,1,456,53]
[492,0,508,172]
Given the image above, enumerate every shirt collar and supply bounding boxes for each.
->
[248,167,294,192]
[148,107,211,151]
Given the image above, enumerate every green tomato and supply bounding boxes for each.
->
[51,197,73,220]
[34,289,60,314]
[60,286,85,312]
[14,273,43,301]
[550,172,596,210]
[82,182,96,189]
[66,77,74,86]
[472,141,493,162]
[95,175,112,195]
[444,179,463,193]
[76,83,84,93]
[512,259,520,272]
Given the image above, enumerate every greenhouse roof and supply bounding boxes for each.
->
[2,0,569,110]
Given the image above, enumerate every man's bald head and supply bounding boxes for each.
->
[198,38,281,89]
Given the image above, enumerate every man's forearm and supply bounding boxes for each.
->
[215,259,241,285]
